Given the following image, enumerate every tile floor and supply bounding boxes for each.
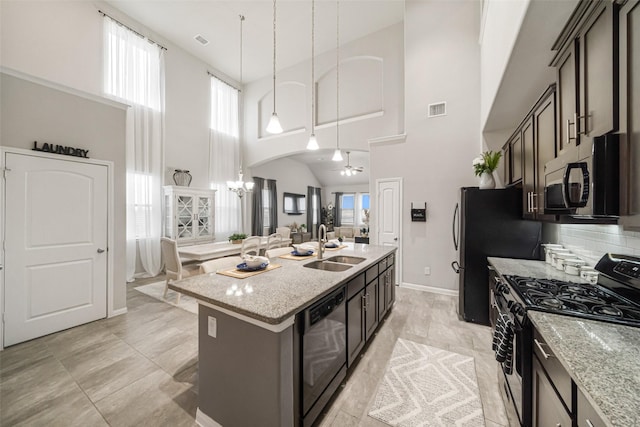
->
[0,279,508,426]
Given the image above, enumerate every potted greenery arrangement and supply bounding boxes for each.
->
[228,233,247,244]
[473,150,502,189]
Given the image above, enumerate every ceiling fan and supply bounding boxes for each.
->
[339,152,364,176]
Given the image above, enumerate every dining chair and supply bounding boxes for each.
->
[160,237,198,304]
[275,226,291,240]
[241,236,262,257]
[265,246,292,260]
[199,256,243,274]
[266,233,285,250]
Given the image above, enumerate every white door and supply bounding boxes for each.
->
[377,178,402,285]
[4,153,108,347]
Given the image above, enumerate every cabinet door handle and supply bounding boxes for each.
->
[534,338,554,359]
[576,113,589,135]
[566,118,576,142]
[531,193,538,212]
[97,248,106,253]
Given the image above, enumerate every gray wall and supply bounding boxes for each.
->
[0,71,128,311]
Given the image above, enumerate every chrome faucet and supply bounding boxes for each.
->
[318,224,327,260]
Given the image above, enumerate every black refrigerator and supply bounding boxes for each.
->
[452,187,542,325]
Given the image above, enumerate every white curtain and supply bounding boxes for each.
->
[209,77,241,240]
[104,17,165,280]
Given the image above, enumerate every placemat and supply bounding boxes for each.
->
[279,253,316,261]
[324,245,348,251]
[217,263,282,279]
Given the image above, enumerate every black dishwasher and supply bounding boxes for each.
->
[298,286,347,427]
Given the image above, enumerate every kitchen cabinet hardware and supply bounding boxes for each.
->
[534,338,554,359]
[97,248,105,253]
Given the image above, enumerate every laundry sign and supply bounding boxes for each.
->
[32,141,89,158]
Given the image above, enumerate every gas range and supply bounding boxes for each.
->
[500,253,640,328]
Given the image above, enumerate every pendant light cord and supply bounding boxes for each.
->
[311,0,315,135]
[239,15,244,84]
[272,0,277,113]
[336,0,340,151]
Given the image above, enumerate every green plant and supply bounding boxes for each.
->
[473,151,502,176]
[228,233,247,241]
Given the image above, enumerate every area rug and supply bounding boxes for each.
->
[134,281,198,315]
[368,338,485,427]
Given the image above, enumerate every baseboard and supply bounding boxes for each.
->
[109,307,128,318]
[400,282,459,297]
[196,408,222,427]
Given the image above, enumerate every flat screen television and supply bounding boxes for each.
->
[283,192,305,215]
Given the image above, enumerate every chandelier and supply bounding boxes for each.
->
[227,170,254,198]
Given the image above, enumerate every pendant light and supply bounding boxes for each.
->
[227,15,255,199]
[306,0,319,150]
[266,0,283,134]
[332,0,343,162]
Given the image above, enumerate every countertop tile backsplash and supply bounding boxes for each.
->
[548,224,640,263]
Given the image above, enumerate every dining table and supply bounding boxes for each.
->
[177,237,292,262]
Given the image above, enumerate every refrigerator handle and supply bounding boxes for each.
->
[452,203,459,251]
[451,261,460,273]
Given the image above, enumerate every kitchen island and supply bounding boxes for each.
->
[488,257,640,427]
[169,243,396,427]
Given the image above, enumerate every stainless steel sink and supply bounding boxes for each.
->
[325,256,366,265]
[303,260,353,272]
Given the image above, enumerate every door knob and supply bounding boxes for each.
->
[394,237,398,241]
[97,248,106,253]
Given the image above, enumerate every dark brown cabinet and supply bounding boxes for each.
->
[364,278,378,341]
[576,388,606,427]
[532,357,572,427]
[346,254,396,368]
[502,85,556,219]
[551,1,618,161]
[532,327,572,427]
[619,0,640,228]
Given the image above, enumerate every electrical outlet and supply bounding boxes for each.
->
[208,316,217,338]
[424,267,431,275]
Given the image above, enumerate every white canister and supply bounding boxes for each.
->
[551,250,573,269]
[580,267,599,284]
[563,258,587,276]
[543,244,564,264]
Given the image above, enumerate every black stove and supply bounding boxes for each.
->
[504,253,640,328]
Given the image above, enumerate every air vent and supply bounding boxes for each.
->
[428,102,447,118]
[194,34,209,46]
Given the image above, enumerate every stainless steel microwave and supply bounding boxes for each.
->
[544,133,619,217]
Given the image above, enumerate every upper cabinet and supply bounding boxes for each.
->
[502,85,556,220]
[619,0,640,229]
[551,0,619,162]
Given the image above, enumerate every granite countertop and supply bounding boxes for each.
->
[169,243,395,326]
[528,311,640,427]
[488,257,640,427]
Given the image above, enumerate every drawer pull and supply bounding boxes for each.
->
[534,338,554,360]
[586,420,595,427]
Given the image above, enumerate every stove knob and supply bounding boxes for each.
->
[510,303,524,316]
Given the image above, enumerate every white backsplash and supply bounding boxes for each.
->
[545,224,640,266]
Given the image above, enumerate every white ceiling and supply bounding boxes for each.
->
[288,149,369,186]
[106,0,402,187]
[107,0,405,84]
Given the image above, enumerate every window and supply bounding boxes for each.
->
[337,192,369,226]
[340,194,356,225]
[312,194,319,225]
[263,187,271,230]
[210,77,239,137]
[209,75,241,239]
[104,18,162,110]
[132,173,153,238]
